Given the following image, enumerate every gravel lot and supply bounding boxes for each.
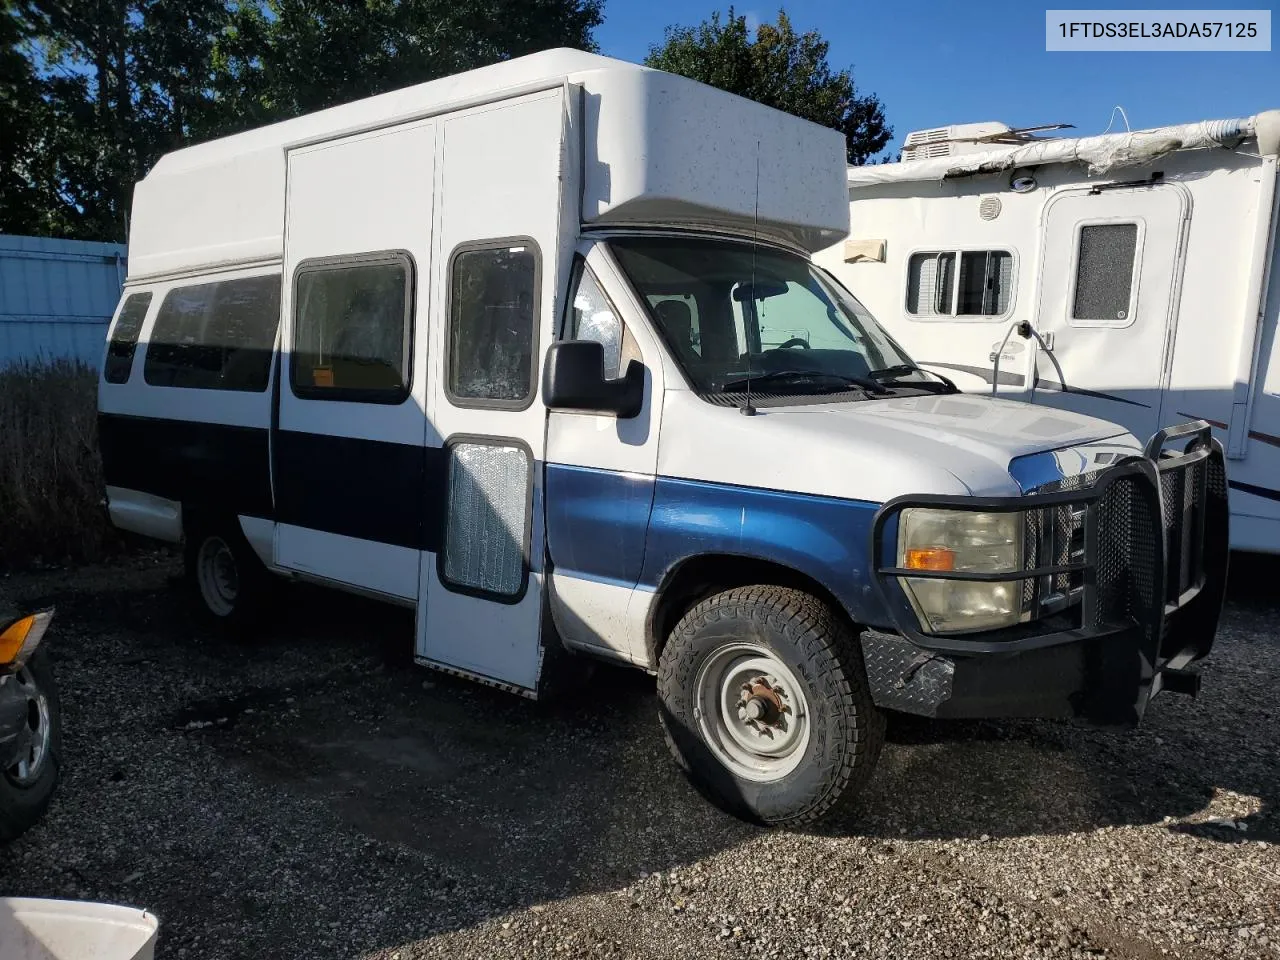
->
[0,552,1277,960]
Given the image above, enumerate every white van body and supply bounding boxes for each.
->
[817,111,1280,553]
[100,51,1227,824]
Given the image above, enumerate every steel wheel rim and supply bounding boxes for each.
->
[197,536,239,617]
[693,642,811,783]
[7,667,51,785]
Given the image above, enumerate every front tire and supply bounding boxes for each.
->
[657,586,883,826]
[0,650,62,842]
[185,521,271,628]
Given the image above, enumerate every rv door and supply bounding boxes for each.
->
[1033,183,1190,441]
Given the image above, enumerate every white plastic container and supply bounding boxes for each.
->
[0,898,158,960]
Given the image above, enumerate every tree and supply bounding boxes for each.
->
[2,0,603,241]
[212,0,603,126]
[645,9,891,165]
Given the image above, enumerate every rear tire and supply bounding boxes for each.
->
[0,650,62,842]
[185,520,272,629]
[657,586,883,826]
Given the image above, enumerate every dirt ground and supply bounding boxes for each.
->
[0,552,1277,960]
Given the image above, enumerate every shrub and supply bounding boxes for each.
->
[0,358,117,569]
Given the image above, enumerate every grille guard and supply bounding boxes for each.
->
[869,421,1230,667]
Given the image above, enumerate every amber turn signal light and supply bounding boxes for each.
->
[903,547,956,572]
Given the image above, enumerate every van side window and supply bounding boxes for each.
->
[103,293,152,384]
[144,275,281,391]
[567,262,644,380]
[906,250,1012,318]
[292,255,412,402]
[1071,223,1138,325]
[448,240,539,406]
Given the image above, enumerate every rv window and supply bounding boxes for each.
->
[957,251,1013,316]
[448,241,539,406]
[292,256,412,402]
[906,250,1012,318]
[1072,223,1138,324]
[144,276,281,391]
[103,293,152,384]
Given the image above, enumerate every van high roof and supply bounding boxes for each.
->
[128,49,850,280]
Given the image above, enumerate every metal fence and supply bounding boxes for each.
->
[0,234,126,370]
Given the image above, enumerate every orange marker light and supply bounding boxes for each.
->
[0,615,36,666]
[904,547,956,572]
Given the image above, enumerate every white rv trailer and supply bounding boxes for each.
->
[817,111,1280,553]
[99,50,1227,824]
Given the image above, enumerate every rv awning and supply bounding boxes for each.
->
[849,116,1258,188]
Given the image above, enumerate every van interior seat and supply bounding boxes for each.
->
[655,299,698,363]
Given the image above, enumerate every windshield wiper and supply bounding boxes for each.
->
[718,370,885,395]
[866,363,959,393]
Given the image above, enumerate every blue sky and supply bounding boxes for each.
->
[595,1,1279,157]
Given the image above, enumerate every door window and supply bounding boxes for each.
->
[291,254,413,402]
[447,240,540,407]
[1071,223,1139,326]
[440,440,531,601]
[103,293,152,384]
[565,260,646,380]
[144,275,281,391]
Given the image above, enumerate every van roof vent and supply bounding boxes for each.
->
[900,121,1075,162]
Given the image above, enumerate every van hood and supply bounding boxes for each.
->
[658,390,1141,502]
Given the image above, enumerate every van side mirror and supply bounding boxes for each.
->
[543,340,643,418]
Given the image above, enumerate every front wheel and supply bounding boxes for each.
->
[0,650,62,841]
[657,586,883,826]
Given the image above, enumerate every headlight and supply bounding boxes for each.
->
[896,509,1025,633]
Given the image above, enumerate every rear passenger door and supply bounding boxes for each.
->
[275,120,437,602]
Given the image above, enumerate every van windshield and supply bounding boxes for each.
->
[608,236,944,398]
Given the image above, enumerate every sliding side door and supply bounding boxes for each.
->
[274,120,436,602]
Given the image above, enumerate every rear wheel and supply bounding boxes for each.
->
[185,521,272,628]
[657,586,883,826]
[0,650,62,841]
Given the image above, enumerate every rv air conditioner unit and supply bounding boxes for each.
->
[902,122,1012,161]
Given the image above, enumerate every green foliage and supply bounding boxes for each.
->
[645,8,891,165]
[1,0,603,241]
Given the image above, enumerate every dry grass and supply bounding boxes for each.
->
[0,358,117,569]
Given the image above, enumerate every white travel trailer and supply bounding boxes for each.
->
[100,50,1226,825]
[817,111,1280,553]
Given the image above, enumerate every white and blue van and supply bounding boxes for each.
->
[98,50,1228,824]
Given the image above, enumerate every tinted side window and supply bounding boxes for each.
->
[216,276,283,391]
[103,293,152,384]
[292,256,412,402]
[448,242,539,405]
[1072,224,1138,324]
[956,251,1013,316]
[144,276,280,391]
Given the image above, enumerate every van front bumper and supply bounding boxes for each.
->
[864,422,1229,728]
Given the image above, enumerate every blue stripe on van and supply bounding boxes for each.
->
[641,476,882,621]
[546,463,885,625]
[545,463,656,587]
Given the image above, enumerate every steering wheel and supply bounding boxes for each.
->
[777,337,810,349]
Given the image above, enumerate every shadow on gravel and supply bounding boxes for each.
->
[3,552,1277,958]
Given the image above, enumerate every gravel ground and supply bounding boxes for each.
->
[0,552,1277,960]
